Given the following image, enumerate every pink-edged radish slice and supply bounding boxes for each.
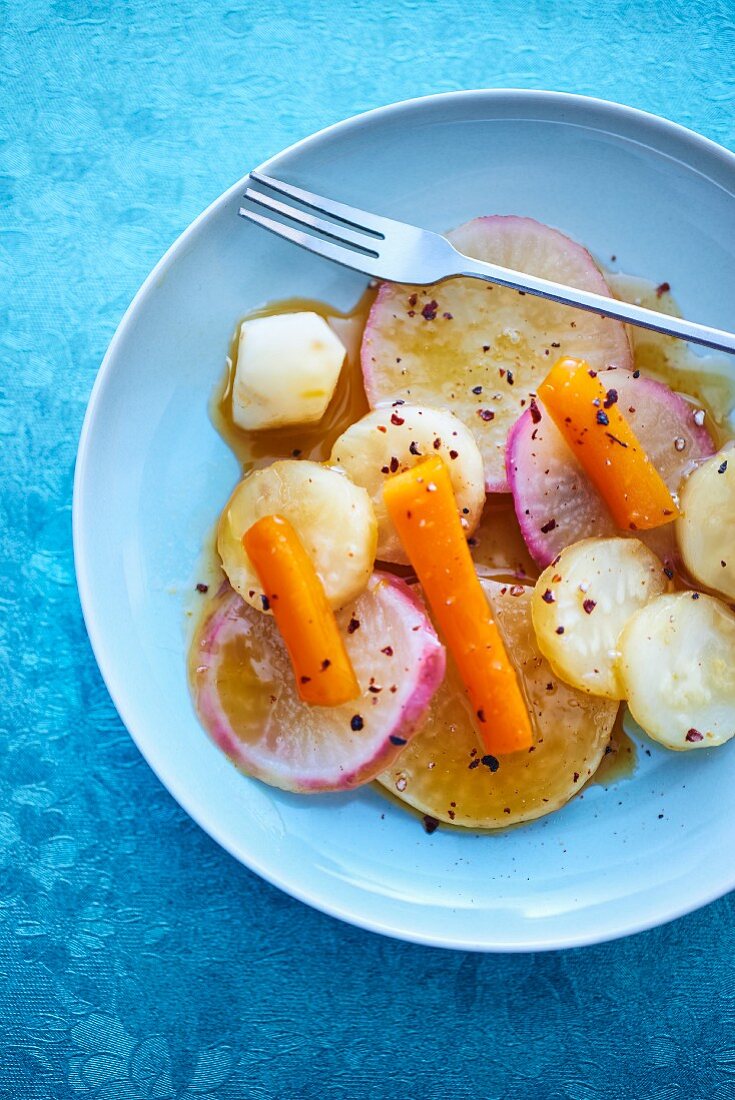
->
[190,572,445,793]
[507,368,716,568]
[362,216,632,492]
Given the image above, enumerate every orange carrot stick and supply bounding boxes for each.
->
[383,456,532,755]
[243,514,360,707]
[538,356,679,530]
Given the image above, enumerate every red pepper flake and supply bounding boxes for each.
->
[347,617,360,633]
[583,599,597,614]
[476,708,486,723]
[556,626,565,635]
[472,385,483,395]
[540,518,557,534]
[432,437,441,449]
[468,759,480,770]
[477,409,495,422]
[407,310,415,317]
[482,344,490,352]
[718,460,728,474]
[633,369,640,379]
[409,440,421,456]
[503,807,511,814]
[321,659,331,671]
[389,456,399,473]
[449,449,458,459]
[692,592,700,599]
[381,465,389,474]
[421,300,438,320]
[510,585,524,596]
[377,425,387,433]
[573,771,580,783]
[467,537,478,547]
[195,582,209,593]
[260,595,270,611]
[550,341,560,348]
[350,714,364,731]
[530,399,542,424]
[588,369,597,378]
[541,588,555,604]
[481,754,500,772]
[507,370,514,385]
[596,409,610,426]
[368,684,382,694]
[603,388,618,408]
[686,728,703,743]
[443,312,453,320]
[655,281,671,297]
[300,675,311,684]
[381,646,394,656]
[422,815,439,834]
[390,412,405,426]
[390,734,407,745]
[408,293,417,307]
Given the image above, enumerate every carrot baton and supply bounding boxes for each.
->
[243,514,360,707]
[383,455,533,755]
[537,357,679,530]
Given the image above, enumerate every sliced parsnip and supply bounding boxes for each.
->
[676,451,735,600]
[217,460,377,612]
[531,537,668,698]
[329,404,485,563]
[618,592,735,750]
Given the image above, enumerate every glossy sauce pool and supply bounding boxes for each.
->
[191,276,735,822]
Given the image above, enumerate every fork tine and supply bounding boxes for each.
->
[250,170,388,239]
[238,207,377,275]
[243,187,378,255]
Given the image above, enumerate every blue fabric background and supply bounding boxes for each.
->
[2,1,735,1096]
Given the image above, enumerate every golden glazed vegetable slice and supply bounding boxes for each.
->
[378,581,618,828]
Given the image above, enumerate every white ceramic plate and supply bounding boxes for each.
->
[74,91,735,951]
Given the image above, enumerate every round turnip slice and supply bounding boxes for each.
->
[190,573,445,793]
[506,367,716,568]
[378,580,619,829]
[362,216,632,492]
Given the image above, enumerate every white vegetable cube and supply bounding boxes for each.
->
[232,311,346,430]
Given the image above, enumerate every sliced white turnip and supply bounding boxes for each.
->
[217,459,377,612]
[190,573,445,793]
[676,450,735,600]
[362,216,632,492]
[618,592,735,750]
[378,580,618,829]
[329,404,485,563]
[531,537,667,699]
[507,367,716,568]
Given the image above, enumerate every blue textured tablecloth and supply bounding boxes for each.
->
[3,1,735,1096]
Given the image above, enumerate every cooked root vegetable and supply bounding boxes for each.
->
[232,312,346,430]
[531,537,667,699]
[676,451,735,600]
[218,460,377,612]
[190,573,446,792]
[329,404,485,563]
[537,357,679,531]
[243,514,359,706]
[362,216,631,491]
[379,581,619,828]
[618,592,735,750]
[507,366,715,567]
[383,455,532,754]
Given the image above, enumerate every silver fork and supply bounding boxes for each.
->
[239,170,735,356]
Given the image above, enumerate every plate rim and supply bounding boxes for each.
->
[73,88,735,952]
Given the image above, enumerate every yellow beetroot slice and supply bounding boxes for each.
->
[362,216,632,491]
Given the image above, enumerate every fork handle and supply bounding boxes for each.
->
[454,252,735,356]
